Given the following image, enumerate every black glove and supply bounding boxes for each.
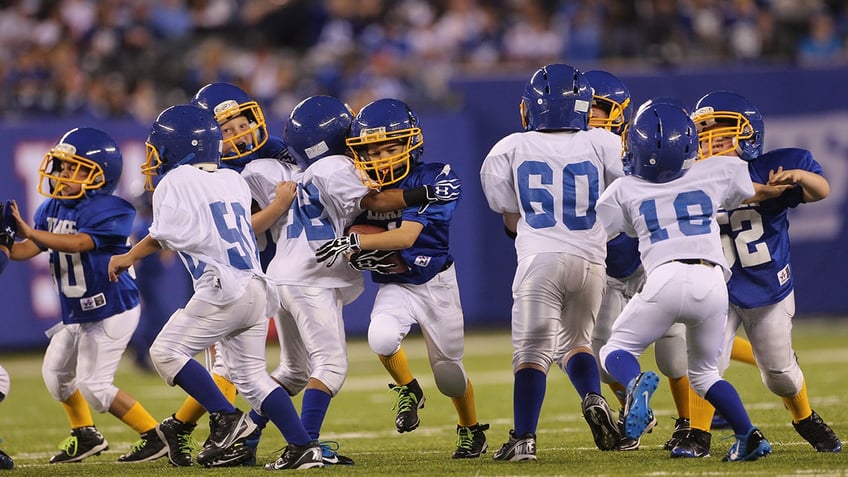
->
[315,234,361,267]
[348,249,399,274]
[424,178,461,202]
[0,201,15,250]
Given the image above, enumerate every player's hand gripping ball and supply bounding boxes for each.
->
[345,224,408,274]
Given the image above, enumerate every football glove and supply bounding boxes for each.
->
[0,201,16,250]
[349,249,399,274]
[315,233,361,267]
[420,178,461,213]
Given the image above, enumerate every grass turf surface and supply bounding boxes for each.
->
[0,319,846,476]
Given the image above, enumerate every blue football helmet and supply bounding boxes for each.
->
[142,104,222,191]
[691,91,764,161]
[283,95,354,170]
[38,127,123,200]
[584,70,632,135]
[346,98,423,189]
[520,63,592,132]
[190,82,268,167]
[623,102,698,184]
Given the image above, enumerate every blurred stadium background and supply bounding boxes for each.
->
[2,0,848,356]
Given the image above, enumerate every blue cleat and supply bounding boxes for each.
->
[622,372,660,441]
[723,427,771,462]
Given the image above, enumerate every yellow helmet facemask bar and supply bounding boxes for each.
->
[346,126,422,189]
[691,107,753,160]
[213,99,268,160]
[38,144,104,199]
[589,96,630,132]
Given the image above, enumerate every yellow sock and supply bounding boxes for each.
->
[175,396,207,424]
[175,373,237,424]
[668,375,690,419]
[689,388,715,432]
[61,389,94,428]
[450,379,477,427]
[607,381,627,408]
[213,374,237,404]
[730,336,757,366]
[379,348,414,386]
[119,401,159,434]
[782,380,813,423]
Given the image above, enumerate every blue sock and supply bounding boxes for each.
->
[704,380,752,436]
[249,409,269,430]
[603,350,641,390]
[173,360,235,414]
[513,368,546,436]
[261,387,311,446]
[301,388,332,441]
[565,351,602,398]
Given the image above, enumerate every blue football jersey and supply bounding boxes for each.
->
[605,233,641,279]
[34,195,140,324]
[358,163,458,286]
[719,148,823,308]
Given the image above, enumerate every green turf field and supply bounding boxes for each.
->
[1,319,846,476]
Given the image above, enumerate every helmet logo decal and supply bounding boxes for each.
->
[575,99,590,113]
[213,100,240,119]
[53,143,77,159]
[305,141,329,159]
[360,126,387,138]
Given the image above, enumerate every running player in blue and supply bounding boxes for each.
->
[4,128,167,464]
[315,98,488,459]
[671,91,841,457]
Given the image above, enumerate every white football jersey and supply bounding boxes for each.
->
[241,158,301,245]
[265,155,369,295]
[480,128,624,264]
[597,155,754,280]
[149,165,278,316]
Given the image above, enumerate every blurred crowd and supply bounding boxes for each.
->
[1,0,846,122]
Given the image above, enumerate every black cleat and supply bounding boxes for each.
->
[452,423,489,458]
[50,426,109,464]
[156,415,197,466]
[793,410,841,452]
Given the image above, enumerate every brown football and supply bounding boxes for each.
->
[345,224,409,273]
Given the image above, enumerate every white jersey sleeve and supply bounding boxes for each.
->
[480,129,623,265]
[265,155,366,299]
[480,138,520,214]
[150,165,279,315]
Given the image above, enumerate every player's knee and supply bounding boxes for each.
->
[687,371,719,397]
[78,382,116,413]
[311,368,347,397]
[432,360,467,398]
[512,350,553,373]
[270,366,308,396]
[368,324,402,357]
[149,341,189,385]
[762,367,803,397]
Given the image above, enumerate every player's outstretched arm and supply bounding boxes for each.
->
[361,178,462,213]
[315,221,424,267]
[108,234,162,282]
[8,200,94,254]
[252,180,297,234]
[767,166,829,203]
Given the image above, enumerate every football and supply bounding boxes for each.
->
[345,224,409,274]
